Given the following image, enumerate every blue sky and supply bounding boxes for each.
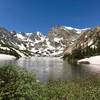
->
[0,0,100,34]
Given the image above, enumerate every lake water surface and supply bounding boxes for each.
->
[0,57,100,82]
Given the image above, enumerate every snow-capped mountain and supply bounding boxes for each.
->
[0,26,89,57]
[48,26,89,48]
[16,26,89,57]
[0,28,29,58]
[64,26,100,57]
[16,31,62,57]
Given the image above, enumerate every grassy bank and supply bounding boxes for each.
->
[0,65,100,100]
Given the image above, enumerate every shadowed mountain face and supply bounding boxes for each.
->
[0,26,89,57]
[64,26,100,56]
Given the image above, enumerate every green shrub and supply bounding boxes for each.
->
[0,65,100,100]
[0,65,37,99]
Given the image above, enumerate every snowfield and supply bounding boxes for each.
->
[61,26,90,34]
[12,48,26,57]
[16,33,25,40]
[0,54,16,60]
[78,55,100,65]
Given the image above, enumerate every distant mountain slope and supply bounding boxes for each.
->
[0,28,31,58]
[48,26,79,48]
[0,26,89,57]
[64,26,100,59]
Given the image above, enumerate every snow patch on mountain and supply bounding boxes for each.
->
[78,56,100,65]
[16,33,25,40]
[54,37,63,43]
[61,26,90,34]
[12,48,26,57]
[0,54,16,60]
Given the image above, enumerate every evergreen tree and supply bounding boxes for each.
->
[72,48,83,59]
